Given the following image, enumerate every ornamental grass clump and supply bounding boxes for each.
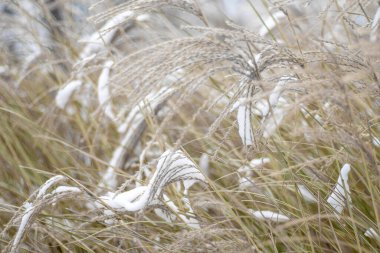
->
[0,0,380,252]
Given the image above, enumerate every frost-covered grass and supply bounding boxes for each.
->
[1,0,380,252]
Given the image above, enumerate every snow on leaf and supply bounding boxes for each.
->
[253,76,296,117]
[373,136,380,147]
[262,97,287,138]
[74,53,96,69]
[51,186,81,195]
[0,65,8,75]
[183,153,210,195]
[296,184,317,203]
[364,227,380,240]
[269,76,296,104]
[179,197,200,229]
[259,11,286,37]
[249,209,290,222]
[8,175,79,253]
[80,11,134,59]
[199,153,209,174]
[370,6,380,42]
[98,60,115,121]
[36,175,66,199]
[238,178,253,189]
[237,99,254,146]
[183,179,197,195]
[252,76,297,138]
[136,14,150,22]
[98,87,175,190]
[237,165,250,174]
[250,157,270,167]
[99,186,148,210]
[327,164,351,214]
[154,207,176,223]
[253,100,270,117]
[55,80,82,109]
[161,194,200,228]
[11,204,35,253]
[118,86,175,133]
[238,158,269,189]
[99,167,119,190]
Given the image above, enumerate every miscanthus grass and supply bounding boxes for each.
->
[0,0,380,252]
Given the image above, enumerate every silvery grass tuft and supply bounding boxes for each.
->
[0,0,380,252]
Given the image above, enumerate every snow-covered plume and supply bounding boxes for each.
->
[4,175,81,253]
[99,150,206,212]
